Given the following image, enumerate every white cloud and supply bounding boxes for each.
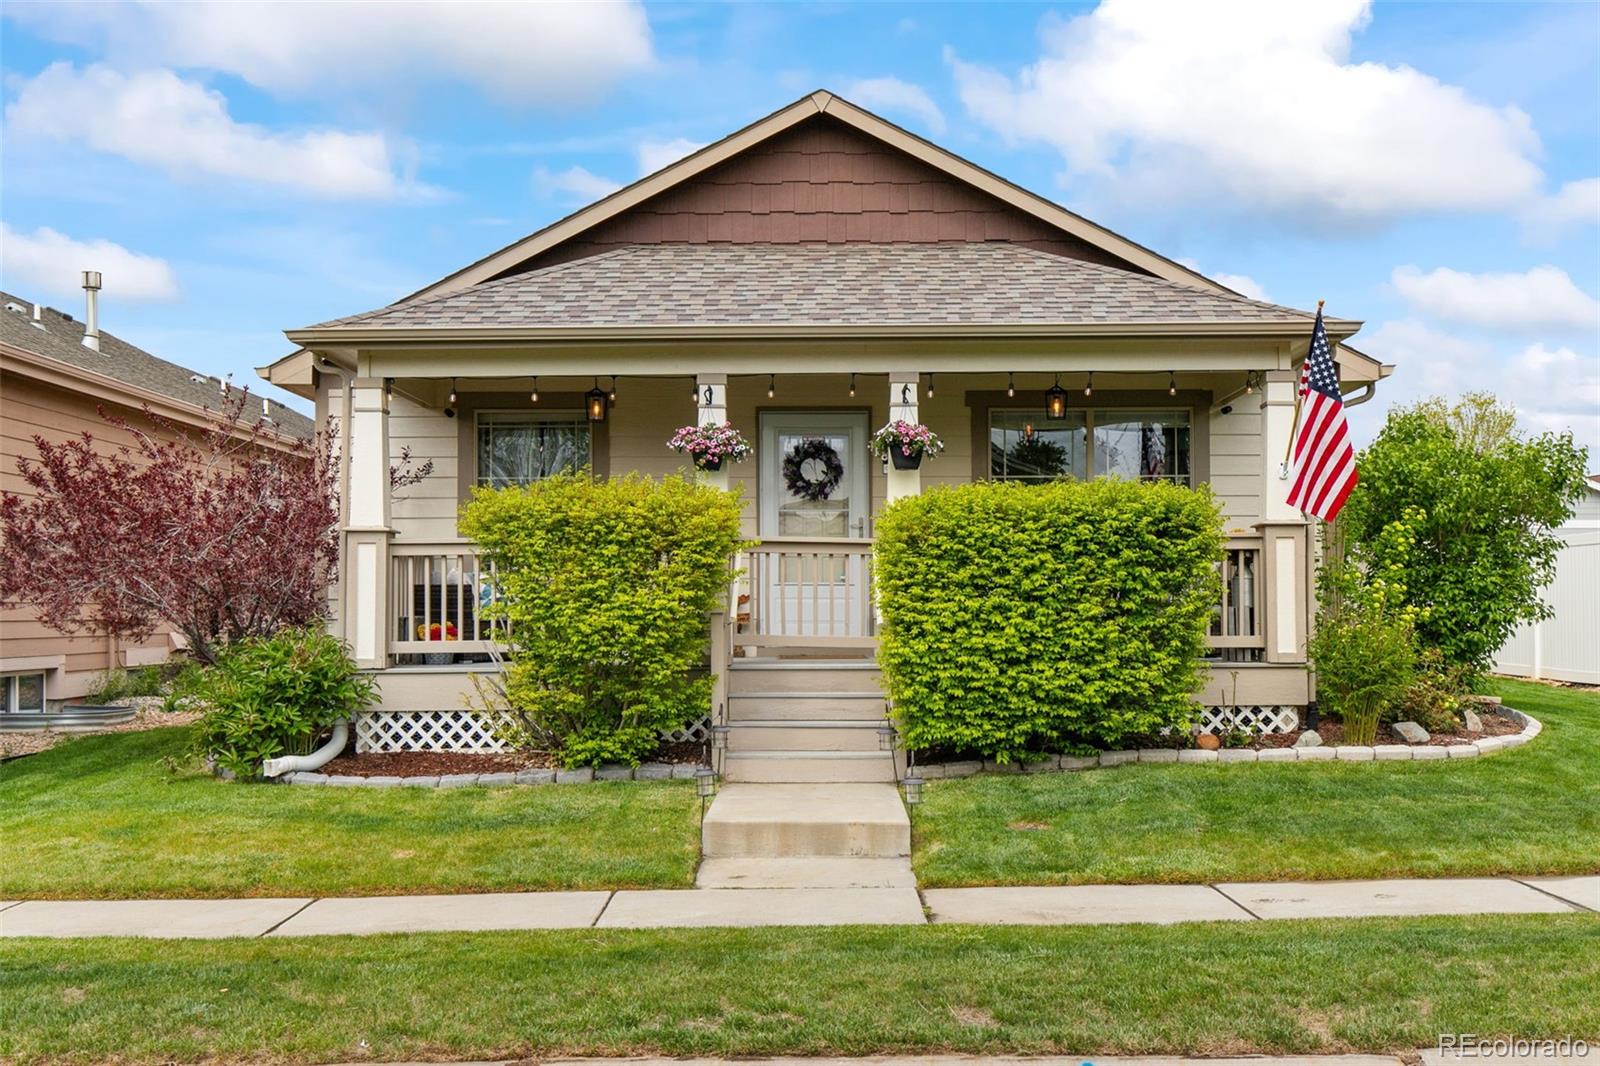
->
[6,63,422,200]
[533,165,622,204]
[1351,319,1599,456]
[948,0,1545,224]
[6,1,654,104]
[1524,177,1600,236]
[1213,273,1269,302]
[0,223,180,302]
[845,76,946,134]
[636,137,705,176]
[1391,265,1600,331]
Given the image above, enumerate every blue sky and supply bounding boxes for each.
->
[1,1,1596,456]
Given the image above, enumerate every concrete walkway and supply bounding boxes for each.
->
[1,874,1593,938]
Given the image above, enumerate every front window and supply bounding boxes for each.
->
[3,673,46,713]
[476,412,590,487]
[990,408,1191,486]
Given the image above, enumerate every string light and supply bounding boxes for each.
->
[1007,372,1015,398]
[767,374,776,399]
[848,373,856,397]
[608,375,618,403]
[1084,372,1094,398]
[926,373,935,399]
[530,376,539,403]
[448,378,457,405]
[1244,371,1257,396]
[1168,371,1177,397]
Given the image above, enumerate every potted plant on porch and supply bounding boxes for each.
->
[870,420,945,471]
[668,422,752,472]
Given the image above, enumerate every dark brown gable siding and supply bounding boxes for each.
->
[506,115,1148,276]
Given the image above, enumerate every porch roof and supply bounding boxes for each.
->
[295,243,1346,336]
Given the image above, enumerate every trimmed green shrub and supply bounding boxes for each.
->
[875,479,1224,761]
[460,473,746,768]
[187,626,375,777]
[84,664,167,704]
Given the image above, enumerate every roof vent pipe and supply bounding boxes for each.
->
[81,270,102,351]
[31,303,45,330]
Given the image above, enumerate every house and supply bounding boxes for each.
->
[1,276,313,708]
[260,90,1392,771]
[1494,474,1600,685]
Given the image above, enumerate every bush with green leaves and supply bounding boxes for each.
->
[1309,526,1419,746]
[460,473,745,768]
[84,664,167,704]
[1343,393,1587,673]
[187,626,375,778]
[1392,647,1473,734]
[874,479,1224,762]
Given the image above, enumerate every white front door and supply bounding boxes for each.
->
[757,411,871,639]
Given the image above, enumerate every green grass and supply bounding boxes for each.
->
[0,727,700,898]
[913,679,1600,886]
[2,916,1595,1064]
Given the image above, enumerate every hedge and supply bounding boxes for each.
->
[459,474,745,768]
[874,479,1224,761]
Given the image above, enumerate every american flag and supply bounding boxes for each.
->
[1286,308,1357,521]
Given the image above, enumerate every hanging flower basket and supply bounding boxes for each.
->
[668,422,751,472]
[870,420,944,471]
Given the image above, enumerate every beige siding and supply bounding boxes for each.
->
[387,392,461,542]
[1209,403,1264,530]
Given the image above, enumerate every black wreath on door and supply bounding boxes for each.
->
[782,438,845,501]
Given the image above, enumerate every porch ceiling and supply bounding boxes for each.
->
[292,244,1358,338]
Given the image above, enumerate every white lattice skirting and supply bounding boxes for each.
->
[1199,705,1300,735]
[355,710,713,753]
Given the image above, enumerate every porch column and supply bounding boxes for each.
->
[695,373,730,491]
[886,369,920,503]
[347,378,391,669]
[1259,369,1311,663]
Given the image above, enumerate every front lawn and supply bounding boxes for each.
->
[913,679,1600,887]
[0,727,699,899]
[1,915,1595,1064]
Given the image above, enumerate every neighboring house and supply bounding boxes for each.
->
[1494,474,1600,685]
[261,90,1392,767]
[1,278,313,708]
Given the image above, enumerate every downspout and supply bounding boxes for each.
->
[318,358,355,642]
[262,719,349,778]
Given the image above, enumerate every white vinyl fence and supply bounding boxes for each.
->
[1495,521,1600,686]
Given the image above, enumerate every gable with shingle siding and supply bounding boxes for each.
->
[508,116,1142,277]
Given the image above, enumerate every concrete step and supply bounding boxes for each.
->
[701,783,910,858]
[727,721,889,752]
[695,856,916,889]
[728,659,883,696]
[723,750,898,783]
[728,693,887,721]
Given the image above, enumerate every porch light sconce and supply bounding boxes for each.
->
[608,375,618,403]
[530,377,540,404]
[585,378,608,422]
[1045,375,1068,421]
[848,372,856,397]
[1083,372,1094,398]
[710,724,731,751]
[1007,372,1015,399]
[767,374,776,399]
[900,775,925,807]
[694,766,718,800]
[1168,370,1178,397]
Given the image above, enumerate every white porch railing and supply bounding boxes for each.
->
[1209,538,1265,661]
[737,536,877,651]
[389,542,503,658]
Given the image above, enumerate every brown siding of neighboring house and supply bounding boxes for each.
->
[1,370,179,701]
[507,115,1148,275]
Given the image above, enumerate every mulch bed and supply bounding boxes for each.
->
[1248,710,1524,749]
[320,739,708,778]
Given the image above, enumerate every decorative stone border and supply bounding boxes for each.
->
[913,706,1542,779]
[279,761,708,789]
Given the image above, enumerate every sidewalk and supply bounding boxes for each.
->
[316,1054,1594,1066]
[1,874,1593,939]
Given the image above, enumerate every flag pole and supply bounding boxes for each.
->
[1279,299,1323,478]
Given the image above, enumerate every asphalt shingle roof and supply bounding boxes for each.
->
[1,291,313,438]
[308,243,1320,331]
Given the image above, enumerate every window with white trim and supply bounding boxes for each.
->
[475,411,590,488]
[990,408,1192,486]
[3,673,45,713]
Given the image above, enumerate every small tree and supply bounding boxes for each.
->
[2,393,337,663]
[1342,394,1588,673]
